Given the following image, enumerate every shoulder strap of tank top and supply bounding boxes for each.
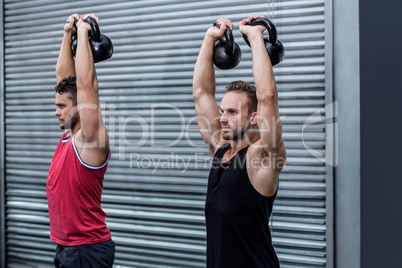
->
[214,143,231,160]
[238,145,250,155]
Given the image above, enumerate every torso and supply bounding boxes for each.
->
[205,143,280,268]
[46,130,112,246]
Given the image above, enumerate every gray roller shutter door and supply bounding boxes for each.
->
[3,0,329,267]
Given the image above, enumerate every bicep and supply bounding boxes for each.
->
[257,97,283,153]
[77,87,106,143]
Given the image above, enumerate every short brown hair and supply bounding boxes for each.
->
[226,80,257,114]
[55,76,77,106]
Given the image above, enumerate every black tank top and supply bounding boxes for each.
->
[205,143,279,268]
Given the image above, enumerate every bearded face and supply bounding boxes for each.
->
[64,106,80,130]
[55,93,79,130]
[220,92,254,141]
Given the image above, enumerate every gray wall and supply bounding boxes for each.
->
[1,0,6,267]
[333,0,402,267]
[332,0,360,266]
[1,1,330,267]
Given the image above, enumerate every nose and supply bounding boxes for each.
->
[220,113,228,124]
[55,107,60,117]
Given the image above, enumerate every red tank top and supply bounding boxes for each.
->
[47,130,112,246]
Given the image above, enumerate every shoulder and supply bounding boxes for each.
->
[73,129,110,167]
[245,141,285,197]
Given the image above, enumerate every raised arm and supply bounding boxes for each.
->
[240,15,284,156]
[240,15,286,197]
[74,14,109,165]
[193,19,231,154]
[56,14,80,83]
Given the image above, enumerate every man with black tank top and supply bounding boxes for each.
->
[193,15,286,268]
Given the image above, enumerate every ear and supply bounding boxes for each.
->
[249,111,258,125]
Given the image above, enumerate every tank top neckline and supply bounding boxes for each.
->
[219,143,250,164]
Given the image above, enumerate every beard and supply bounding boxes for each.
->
[222,123,250,141]
[63,111,80,130]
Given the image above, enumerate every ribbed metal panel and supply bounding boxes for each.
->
[4,0,328,267]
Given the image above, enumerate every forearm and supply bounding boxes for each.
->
[249,32,277,100]
[75,27,103,141]
[250,32,282,148]
[193,34,217,99]
[75,29,95,93]
[56,31,76,83]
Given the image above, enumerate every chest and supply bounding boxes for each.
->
[48,141,76,184]
[207,161,254,213]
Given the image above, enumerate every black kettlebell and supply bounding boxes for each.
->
[212,22,242,70]
[242,17,284,66]
[71,17,113,63]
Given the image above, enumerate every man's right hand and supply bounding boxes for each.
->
[77,14,100,34]
[239,15,266,41]
[64,13,80,34]
[206,18,234,41]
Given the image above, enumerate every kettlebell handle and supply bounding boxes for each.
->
[73,18,78,30]
[85,17,101,42]
[72,17,101,42]
[213,22,235,56]
[242,17,278,47]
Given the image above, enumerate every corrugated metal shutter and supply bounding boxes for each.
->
[3,0,329,267]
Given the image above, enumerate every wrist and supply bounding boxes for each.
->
[63,30,74,37]
[247,30,264,42]
[205,33,219,44]
[77,27,89,38]
[62,31,74,45]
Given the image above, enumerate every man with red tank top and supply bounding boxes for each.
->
[47,13,114,267]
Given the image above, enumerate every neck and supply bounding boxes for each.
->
[70,122,81,136]
[228,132,260,153]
